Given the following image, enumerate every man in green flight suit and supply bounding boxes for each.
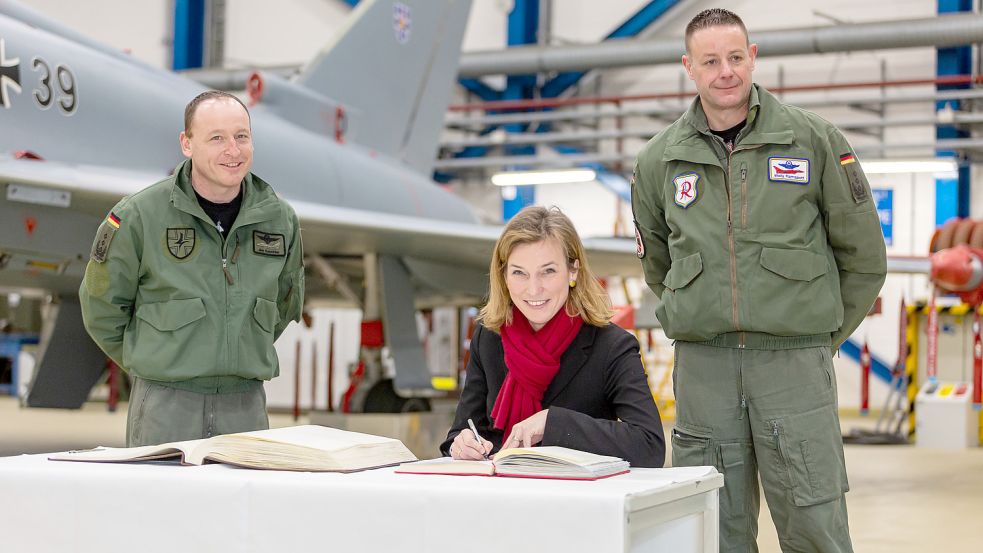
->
[80,91,304,447]
[631,9,886,553]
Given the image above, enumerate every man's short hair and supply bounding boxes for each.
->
[685,8,749,52]
[183,91,250,136]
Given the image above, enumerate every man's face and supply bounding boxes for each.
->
[682,25,757,116]
[179,98,253,194]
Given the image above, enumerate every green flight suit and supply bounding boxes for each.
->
[632,85,886,553]
[79,159,304,446]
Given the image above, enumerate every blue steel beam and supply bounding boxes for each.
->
[936,0,972,221]
[541,0,681,98]
[172,0,205,70]
[840,338,895,385]
[459,78,502,102]
[501,0,539,220]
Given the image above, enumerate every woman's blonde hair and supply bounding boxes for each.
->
[478,206,613,333]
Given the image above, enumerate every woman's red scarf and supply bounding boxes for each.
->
[491,306,583,440]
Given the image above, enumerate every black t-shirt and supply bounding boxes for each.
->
[710,119,747,149]
[195,187,243,239]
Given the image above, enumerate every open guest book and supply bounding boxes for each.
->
[48,425,417,472]
[396,446,629,480]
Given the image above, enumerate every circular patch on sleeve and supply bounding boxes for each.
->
[84,260,110,297]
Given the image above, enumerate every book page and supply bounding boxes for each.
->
[48,438,203,464]
[493,446,622,466]
[204,425,401,451]
[396,457,495,476]
[186,425,416,471]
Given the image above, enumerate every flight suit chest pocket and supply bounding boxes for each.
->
[657,252,726,340]
[252,297,280,333]
[128,298,209,376]
[135,298,205,331]
[750,248,838,334]
[663,251,703,291]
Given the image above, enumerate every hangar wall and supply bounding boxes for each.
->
[12,0,971,413]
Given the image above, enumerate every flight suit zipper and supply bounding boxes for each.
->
[740,162,748,229]
[726,145,762,346]
[771,420,794,488]
[724,144,741,334]
[223,237,241,284]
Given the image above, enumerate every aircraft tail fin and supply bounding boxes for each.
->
[295,0,471,175]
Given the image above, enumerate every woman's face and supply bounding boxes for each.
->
[505,239,579,331]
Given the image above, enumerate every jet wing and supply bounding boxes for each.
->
[0,157,644,298]
[0,157,165,216]
[291,199,643,276]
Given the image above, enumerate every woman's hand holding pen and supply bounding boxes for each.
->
[450,419,492,460]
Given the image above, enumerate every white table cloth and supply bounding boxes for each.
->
[0,453,722,553]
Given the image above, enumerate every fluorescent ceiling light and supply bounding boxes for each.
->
[861,159,957,174]
[491,169,597,186]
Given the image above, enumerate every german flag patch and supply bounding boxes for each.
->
[91,213,120,262]
[839,152,868,203]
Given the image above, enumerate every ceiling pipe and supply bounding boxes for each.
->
[440,112,983,149]
[433,138,983,171]
[448,75,983,112]
[181,14,983,90]
[445,88,983,128]
[458,13,983,77]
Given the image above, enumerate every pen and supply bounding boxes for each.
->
[467,418,489,459]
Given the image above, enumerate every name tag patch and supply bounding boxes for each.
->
[253,231,286,257]
[673,172,700,208]
[768,157,810,184]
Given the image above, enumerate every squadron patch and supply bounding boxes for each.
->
[634,222,645,259]
[840,152,869,203]
[90,212,121,262]
[673,173,699,208]
[768,157,810,184]
[166,228,196,260]
[253,231,286,257]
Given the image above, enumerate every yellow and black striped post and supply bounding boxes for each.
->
[907,303,919,441]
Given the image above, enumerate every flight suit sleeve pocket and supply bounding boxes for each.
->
[826,203,887,274]
[662,252,703,291]
[135,298,206,331]
[253,297,280,334]
[759,248,827,282]
[769,404,849,507]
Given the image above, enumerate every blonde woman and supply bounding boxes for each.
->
[440,206,665,467]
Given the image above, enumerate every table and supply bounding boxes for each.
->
[0,454,722,552]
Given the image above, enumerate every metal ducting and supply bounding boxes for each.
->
[458,13,983,77]
[184,15,983,90]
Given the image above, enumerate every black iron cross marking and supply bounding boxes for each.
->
[0,38,21,109]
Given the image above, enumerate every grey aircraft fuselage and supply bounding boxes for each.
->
[0,6,488,301]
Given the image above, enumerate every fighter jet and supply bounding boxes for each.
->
[0,0,637,410]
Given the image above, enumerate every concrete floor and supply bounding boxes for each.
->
[1,395,981,552]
